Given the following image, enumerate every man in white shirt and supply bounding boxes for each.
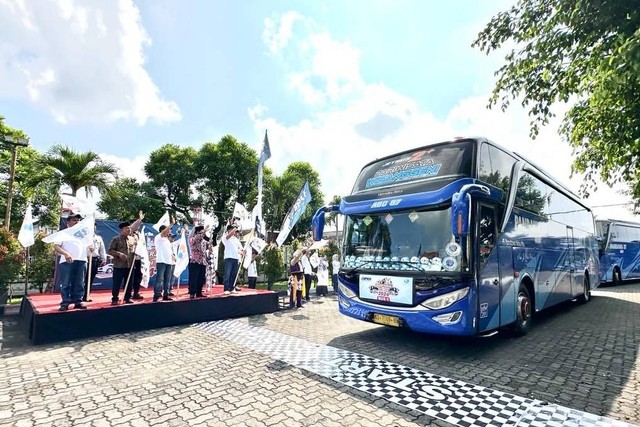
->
[247,250,258,289]
[153,221,175,302]
[53,213,89,311]
[84,223,107,302]
[221,224,244,295]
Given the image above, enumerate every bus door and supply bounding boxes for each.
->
[477,204,502,332]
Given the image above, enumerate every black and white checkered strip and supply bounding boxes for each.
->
[195,320,637,427]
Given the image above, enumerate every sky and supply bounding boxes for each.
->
[0,0,637,223]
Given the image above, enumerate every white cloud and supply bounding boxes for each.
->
[0,0,181,125]
[253,11,639,223]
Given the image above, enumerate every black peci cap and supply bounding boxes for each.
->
[118,221,131,229]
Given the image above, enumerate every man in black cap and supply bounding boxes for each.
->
[107,211,144,305]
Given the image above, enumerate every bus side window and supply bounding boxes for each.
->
[478,205,496,265]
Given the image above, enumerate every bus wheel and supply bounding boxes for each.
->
[612,268,621,286]
[512,284,532,336]
[577,277,590,304]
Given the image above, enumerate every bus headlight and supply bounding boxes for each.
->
[339,283,357,299]
[421,287,469,310]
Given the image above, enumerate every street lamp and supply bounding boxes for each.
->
[1,134,30,229]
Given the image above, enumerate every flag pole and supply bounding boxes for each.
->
[23,247,29,299]
[86,253,93,301]
[122,258,135,302]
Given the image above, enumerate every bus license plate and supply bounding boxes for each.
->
[372,313,401,327]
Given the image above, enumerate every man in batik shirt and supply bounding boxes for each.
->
[188,225,210,298]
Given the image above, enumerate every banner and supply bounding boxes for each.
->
[18,204,35,248]
[276,181,312,247]
[257,130,271,203]
[152,211,170,232]
[135,226,150,288]
[173,232,189,278]
[43,214,95,245]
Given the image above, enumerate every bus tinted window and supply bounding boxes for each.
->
[352,142,473,194]
[478,143,516,199]
[514,173,548,217]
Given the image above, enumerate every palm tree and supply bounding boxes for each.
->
[37,145,119,197]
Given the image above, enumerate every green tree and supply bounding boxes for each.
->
[97,178,165,221]
[196,135,259,229]
[37,145,118,197]
[0,227,22,298]
[473,0,640,201]
[28,233,55,293]
[261,245,285,290]
[144,144,198,222]
[0,116,60,232]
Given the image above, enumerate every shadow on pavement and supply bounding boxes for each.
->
[325,283,640,422]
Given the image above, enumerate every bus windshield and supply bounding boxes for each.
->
[342,207,468,273]
[351,141,474,195]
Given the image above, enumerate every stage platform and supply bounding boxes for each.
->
[19,285,279,345]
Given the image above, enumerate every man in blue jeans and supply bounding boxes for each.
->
[53,213,88,311]
[153,221,175,302]
[221,223,244,295]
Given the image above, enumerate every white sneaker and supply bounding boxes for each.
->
[224,291,230,295]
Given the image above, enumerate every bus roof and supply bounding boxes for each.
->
[596,218,640,227]
[357,136,592,212]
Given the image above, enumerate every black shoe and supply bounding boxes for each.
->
[168,292,175,297]
[111,300,118,306]
[83,299,93,303]
[195,294,206,298]
[189,294,195,300]
[153,296,159,302]
[58,305,68,312]
[123,299,134,304]
[162,296,173,301]
[74,304,88,310]
[132,294,144,300]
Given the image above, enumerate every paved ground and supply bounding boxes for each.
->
[1,281,639,426]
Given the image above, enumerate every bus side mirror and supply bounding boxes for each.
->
[312,205,340,241]
[451,184,490,238]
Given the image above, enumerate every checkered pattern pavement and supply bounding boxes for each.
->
[195,320,638,427]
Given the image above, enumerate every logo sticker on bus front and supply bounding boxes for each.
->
[370,198,402,209]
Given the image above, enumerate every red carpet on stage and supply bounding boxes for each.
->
[19,285,279,345]
[28,285,272,314]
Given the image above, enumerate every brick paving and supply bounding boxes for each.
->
[0,282,639,426]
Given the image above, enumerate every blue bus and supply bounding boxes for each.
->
[596,219,640,285]
[312,137,599,335]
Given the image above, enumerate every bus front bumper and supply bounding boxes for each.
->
[338,294,476,335]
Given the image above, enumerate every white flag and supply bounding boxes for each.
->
[309,251,319,268]
[18,204,35,248]
[135,226,150,288]
[43,214,95,245]
[152,211,170,232]
[242,236,267,269]
[233,202,250,221]
[173,233,189,278]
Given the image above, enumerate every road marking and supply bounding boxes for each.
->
[195,320,636,427]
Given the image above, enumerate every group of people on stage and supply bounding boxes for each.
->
[52,210,255,311]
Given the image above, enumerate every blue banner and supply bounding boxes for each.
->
[276,181,312,246]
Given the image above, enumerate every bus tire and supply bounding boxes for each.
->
[512,283,532,336]
[612,268,621,286]
[577,276,591,304]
